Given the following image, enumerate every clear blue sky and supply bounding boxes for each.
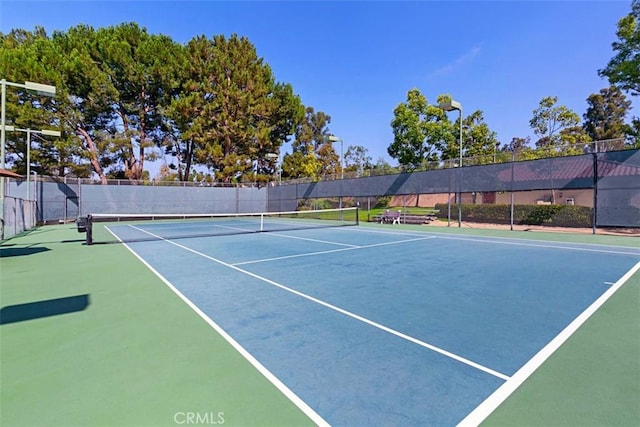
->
[0,0,634,169]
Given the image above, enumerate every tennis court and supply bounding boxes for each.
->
[72,213,640,425]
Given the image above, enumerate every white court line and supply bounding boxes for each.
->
[129,225,509,381]
[104,226,330,426]
[353,226,640,255]
[437,235,640,256]
[265,232,359,248]
[458,260,640,427]
[234,236,436,266]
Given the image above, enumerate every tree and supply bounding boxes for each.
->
[459,110,500,165]
[626,117,640,147]
[369,158,399,176]
[283,107,336,180]
[583,86,631,150]
[92,23,182,181]
[344,145,373,177]
[388,88,447,170]
[529,96,586,156]
[167,34,301,184]
[0,27,88,177]
[2,25,306,183]
[50,24,120,182]
[599,0,640,97]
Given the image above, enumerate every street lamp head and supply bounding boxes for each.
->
[4,126,60,137]
[41,129,61,137]
[439,100,462,112]
[327,134,342,142]
[24,81,57,97]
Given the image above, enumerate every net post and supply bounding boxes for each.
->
[355,204,360,226]
[86,215,93,245]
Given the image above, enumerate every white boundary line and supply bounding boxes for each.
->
[458,260,640,427]
[361,225,640,252]
[436,235,640,256]
[348,226,640,256]
[234,236,436,266]
[128,225,509,381]
[104,227,331,427]
[266,232,360,248]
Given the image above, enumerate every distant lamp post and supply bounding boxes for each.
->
[327,134,344,180]
[1,79,56,239]
[328,134,344,211]
[265,152,278,183]
[4,125,61,201]
[439,99,463,228]
[1,80,57,170]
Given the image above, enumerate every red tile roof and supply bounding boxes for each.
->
[0,168,22,178]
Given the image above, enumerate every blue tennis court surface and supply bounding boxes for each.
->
[110,223,640,426]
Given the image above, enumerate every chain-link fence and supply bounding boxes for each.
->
[2,148,638,240]
[268,149,640,231]
[1,179,37,239]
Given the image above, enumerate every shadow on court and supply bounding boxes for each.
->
[0,246,51,257]
[0,294,90,325]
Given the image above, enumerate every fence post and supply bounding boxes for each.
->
[510,149,515,231]
[592,150,598,235]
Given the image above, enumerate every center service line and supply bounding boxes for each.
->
[129,225,509,381]
[234,236,436,266]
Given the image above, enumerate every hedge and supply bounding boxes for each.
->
[434,203,593,228]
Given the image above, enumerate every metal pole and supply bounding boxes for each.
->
[33,171,38,223]
[510,149,515,231]
[341,139,344,180]
[64,175,68,222]
[447,168,451,227]
[592,141,598,235]
[26,129,31,201]
[458,109,462,228]
[1,79,6,240]
[339,139,343,210]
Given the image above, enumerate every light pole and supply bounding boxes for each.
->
[439,99,463,228]
[1,79,56,239]
[265,152,278,184]
[4,126,61,200]
[328,134,344,211]
[327,134,344,180]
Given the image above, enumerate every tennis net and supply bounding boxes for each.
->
[80,207,359,245]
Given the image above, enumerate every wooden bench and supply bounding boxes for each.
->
[372,211,439,225]
[381,210,401,224]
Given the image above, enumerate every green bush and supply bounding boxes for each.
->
[434,203,592,227]
[375,196,391,208]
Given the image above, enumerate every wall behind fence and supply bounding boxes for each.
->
[79,185,267,216]
[596,150,640,227]
[3,181,37,239]
[4,149,638,233]
[11,179,268,222]
[267,150,640,228]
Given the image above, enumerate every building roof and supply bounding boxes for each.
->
[0,169,22,178]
